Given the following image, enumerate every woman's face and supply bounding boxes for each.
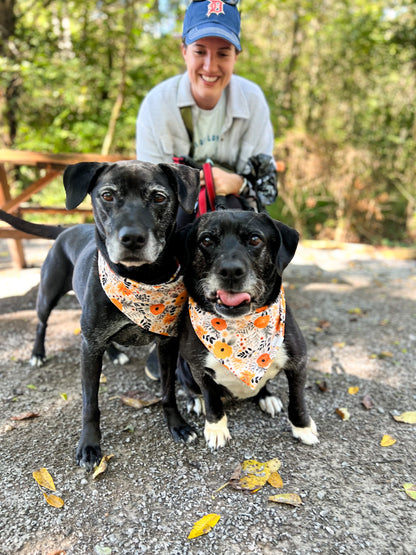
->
[182,36,239,110]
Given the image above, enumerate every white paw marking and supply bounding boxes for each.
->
[112,352,129,365]
[259,395,283,417]
[204,415,231,449]
[29,355,45,368]
[291,417,319,445]
[187,397,206,417]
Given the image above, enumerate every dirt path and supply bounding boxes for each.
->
[0,239,415,554]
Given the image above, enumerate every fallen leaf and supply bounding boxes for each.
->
[60,393,68,401]
[26,384,37,390]
[120,391,160,409]
[269,493,303,507]
[229,458,282,492]
[43,491,64,508]
[33,468,56,491]
[92,454,114,479]
[348,307,362,315]
[267,471,284,489]
[403,483,416,501]
[378,351,393,359]
[348,387,359,395]
[10,412,40,421]
[73,327,81,335]
[362,395,374,410]
[334,342,345,348]
[316,380,329,393]
[380,434,396,447]
[335,408,350,421]
[188,513,220,539]
[393,411,416,424]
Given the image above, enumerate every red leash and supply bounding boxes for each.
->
[196,162,216,217]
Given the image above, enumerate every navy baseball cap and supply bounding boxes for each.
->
[182,0,241,52]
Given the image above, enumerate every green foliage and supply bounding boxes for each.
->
[1,0,415,244]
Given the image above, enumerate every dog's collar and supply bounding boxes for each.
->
[98,251,187,337]
[188,288,286,389]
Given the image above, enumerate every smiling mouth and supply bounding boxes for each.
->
[201,75,219,83]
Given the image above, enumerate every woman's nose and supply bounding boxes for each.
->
[203,52,216,71]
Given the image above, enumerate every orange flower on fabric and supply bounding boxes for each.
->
[111,298,123,311]
[175,292,188,305]
[150,304,165,315]
[211,318,227,331]
[254,315,270,329]
[213,341,233,359]
[257,353,272,368]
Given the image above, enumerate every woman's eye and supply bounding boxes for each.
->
[153,192,167,204]
[248,234,262,247]
[102,191,114,202]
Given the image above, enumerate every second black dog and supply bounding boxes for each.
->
[177,210,319,449]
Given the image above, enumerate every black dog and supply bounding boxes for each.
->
[0,160,200,469]
[177,210,319,449]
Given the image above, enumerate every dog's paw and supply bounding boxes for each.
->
[290,418,319,445]
[29,355,46,368]
[170,423,198,444]
[111,352,129,365]
[258,395,283,417]
[76,444,102,472]
[186,397,206,417]
[204,415,231,449]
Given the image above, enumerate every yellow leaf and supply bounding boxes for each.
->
[334,342,345,348]
[265,458,282,474]
[393,411,416,424]
[238,474,267,491]
[33,468,56,491]
[188,514,220,539]
[267,471,283,489]
[60,393,68,401]
[403,483,416,501]
[43,492,64,508]
[92,454,114,479]
[73,327,81,335]
[269,493,303,507]
[348,307,362,315]
[241,459,269,477]
[335,407,350,421]
[380,434,396,447]
[348,387,359,395]
[120,393,160,409]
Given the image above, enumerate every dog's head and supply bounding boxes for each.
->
[179,210,299,318]
[63,160,199,268]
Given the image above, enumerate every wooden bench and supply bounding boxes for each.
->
[0,149,133,268]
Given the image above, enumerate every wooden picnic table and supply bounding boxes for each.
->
[0,149,133,268]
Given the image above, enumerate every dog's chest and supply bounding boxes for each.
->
[205,344,288,399]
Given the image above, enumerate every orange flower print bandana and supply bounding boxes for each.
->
[98,251,187,337]
[189,288,286,389]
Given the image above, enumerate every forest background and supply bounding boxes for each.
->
[1,0,415,245]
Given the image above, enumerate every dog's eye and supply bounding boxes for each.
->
[248,234,262,247]
[102,191,114,202]
[153,192,167,204]
[200,235,213,248]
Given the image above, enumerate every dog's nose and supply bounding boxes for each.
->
[119,226,147,249]
[218,259,246,282]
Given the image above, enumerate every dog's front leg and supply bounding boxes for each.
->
[76,339,104,470]
[202,374,231,449]
[284,357,319,446]
[158,337,197,444]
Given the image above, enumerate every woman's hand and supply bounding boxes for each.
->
[199,167,244,196]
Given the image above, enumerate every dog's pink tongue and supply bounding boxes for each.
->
[217,290,251,307]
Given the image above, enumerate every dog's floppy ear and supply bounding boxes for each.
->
[63,162,109,209]
[272,219,300,275]
[159,163,200,214]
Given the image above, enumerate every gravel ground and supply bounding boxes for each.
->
[0,238,415,555]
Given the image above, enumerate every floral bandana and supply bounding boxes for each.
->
[189,288,286,389]
[98,251,188,337]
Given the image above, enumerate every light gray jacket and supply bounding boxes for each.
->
[136,72,275,176]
